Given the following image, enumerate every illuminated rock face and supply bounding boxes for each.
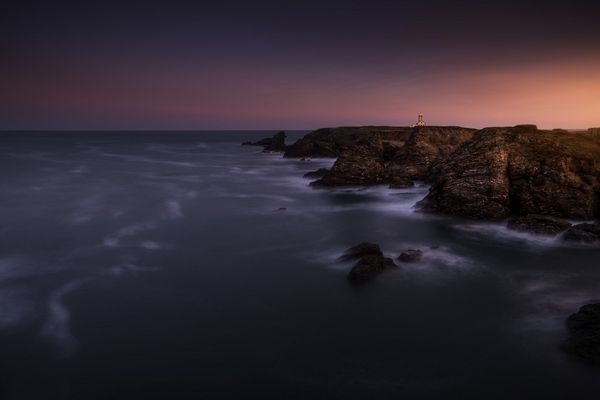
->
[419,125,600,220]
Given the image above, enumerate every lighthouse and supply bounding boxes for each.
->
[416,113,426,127]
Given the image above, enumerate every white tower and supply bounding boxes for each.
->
[416,113,426,127]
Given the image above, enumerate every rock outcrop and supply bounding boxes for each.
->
[340,243,396,283]
[312,145,386,186]
[347,255,396,284]
[301,126,476,187]
[566,303,600,366]
[384,126,476,181]
[506,214,572,235]
[419,125,600,220]
[563,223,600,243]
[339,242,383,261]
[242,131,287,152]
[283,126,411,159]
[398,249,423,263]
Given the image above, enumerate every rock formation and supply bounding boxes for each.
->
[298,126,475,187]
[419,125,600,220]
[242,131,287,152]
[340,243,396,283]
[398,249,423,263]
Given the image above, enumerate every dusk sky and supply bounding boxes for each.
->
[2,0,600,130]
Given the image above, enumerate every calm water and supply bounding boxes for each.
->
[1,131,600,399]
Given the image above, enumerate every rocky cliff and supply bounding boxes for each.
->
[418,125,600,220]
[308,126,476,186]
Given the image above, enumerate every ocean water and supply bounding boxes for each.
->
[1,131,600,399]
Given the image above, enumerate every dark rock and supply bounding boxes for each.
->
[419,125,600,220]
[563,223,600,243]
[340,242,382,261]
[303,168,329,179]
[347,254,396,284]
[398,249,423,263]
[274,207,287,212]
[566,303,600,365]
[313,145,386,186]
[389,177,415,189]
[284,126,413,159]
[242,131,287,152]
[506,214,572,235]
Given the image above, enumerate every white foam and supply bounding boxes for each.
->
[453,222,565,248]
[40,279,89,356]
[103,222,157,247]
[164,200,183,219]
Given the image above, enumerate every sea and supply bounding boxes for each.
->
[1,131,600,399]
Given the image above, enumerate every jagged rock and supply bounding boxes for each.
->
[566,303,600,366]
[303,168,329,179]
[303,126,475,187]
[563,223,600,243]
[312,145,386,186]
[385,126,476,182]
[506,214,572,235]
[242,131,287,152]
[339,242,382,261]
[347,254,396,284]
[419,125,600,220]
[398,249,423,263]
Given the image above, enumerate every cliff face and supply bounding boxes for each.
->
[309,126,476,186]
[419,125,600,220]
[384,126,476,181]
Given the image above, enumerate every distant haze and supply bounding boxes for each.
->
[1,0,600,130]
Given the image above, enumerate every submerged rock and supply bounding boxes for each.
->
[242,131,287,152]
[303,168,329,179]
[398,249,423,263]
[347,254,396,284]
[506,214,572,235]
[563,223,600,243]
[339,242,382,261]
[566,303,600,366]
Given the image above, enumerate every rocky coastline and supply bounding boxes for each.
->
[246,124,600,365]
[247,125,600,240]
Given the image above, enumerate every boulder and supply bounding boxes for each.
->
[339,242,382,261]
[506,214,572,235]
[563,223,600,243]
[347,254,396,284]
[398,249,423,263]
[566,303,600,366]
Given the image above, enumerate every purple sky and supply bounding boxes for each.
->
[2,0,600,130]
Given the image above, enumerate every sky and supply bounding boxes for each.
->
[1,0,600,130]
